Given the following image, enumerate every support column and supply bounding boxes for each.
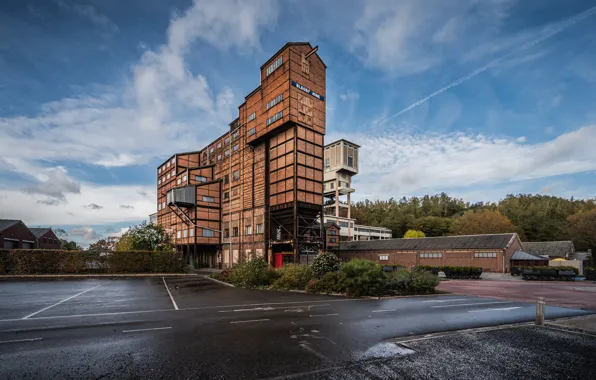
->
[347,191,351,240]
[335,177,339,217]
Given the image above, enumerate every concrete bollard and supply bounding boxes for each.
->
[536,297,545,326]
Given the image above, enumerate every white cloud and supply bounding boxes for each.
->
[70,226,100,242]
[0,0,278,225]
[516,136,527,143]
[339,91,360,102]
[345,126,596,200]
[107,227,130,239]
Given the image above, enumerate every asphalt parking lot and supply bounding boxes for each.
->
[0,276,594,379]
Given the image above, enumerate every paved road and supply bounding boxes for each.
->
[438,278,596,311]
[0,277,592,379]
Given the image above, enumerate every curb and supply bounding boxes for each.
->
[0,273,197,279]
[203,275,235,287]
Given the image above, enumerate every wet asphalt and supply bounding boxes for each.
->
[0,276,594,379]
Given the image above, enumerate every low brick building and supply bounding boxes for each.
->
[338,233,523,273]
[0,219,37,249]
[29,228,61,249]
[521,241,575,259]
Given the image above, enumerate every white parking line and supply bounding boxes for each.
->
[372,309,397,313]
[22,285,102,319]
[230,319,270,324]
[432,301,513,309]
[300,343,331,362]
[218,307,275,313]
[123,326,172,333]
[421,298,468,303]
[0,337,43,344]
[469,307,522,313]
[162,277,179,310]
[309,313,339,318]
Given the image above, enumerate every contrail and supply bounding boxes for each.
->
[373,4,596,128]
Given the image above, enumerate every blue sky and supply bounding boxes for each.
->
[1,0,596,246]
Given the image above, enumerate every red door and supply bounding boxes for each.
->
[274,253,283,268]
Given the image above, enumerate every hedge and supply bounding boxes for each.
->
[0,249,185,274]
[442,266,483,279]
[514,265,579,275]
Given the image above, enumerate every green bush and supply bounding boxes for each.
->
[316,271,347,294]
[516,265,579,275]
[384,269,439,295]
[340,259,385,297]
[0,249,184,274]
[305,279,320,294]
[311,251,341,278]
[227,256,274,288]
[271,264,314,290]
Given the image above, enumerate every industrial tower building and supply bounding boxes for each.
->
[156,42,326,268]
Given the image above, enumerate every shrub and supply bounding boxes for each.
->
[340,259,385,297]
[411,270,439,293]
[305,279,320,294]
[271,264,314,290]
[412,265,440,273]
[227,256,273,288]
[316,271,347,294]
[311,251,341,278]
[384,269,439,295]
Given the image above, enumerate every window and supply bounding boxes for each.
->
[232,131,239,140]
[420,253,443,258]
[224,174,229,185]
[158,179,161,185]
[183,229,188,238]
[171,170,175,177]
[171,158,175,164]
[348,155,354,167]
[177,178,181,185]
[330,182,334,189]
[167,162,170,168]
[224,229,229,238]
[210,147,214,153]
[176,231,181,239]
[183,175,187,182]
[256,224,263,234]
[338,221,348,227]
[217,154,222,161]
[246,225,252,235]
[248,127,256,136]
[189,228,194,237]
[248,112,256,122]
[225,137,230,145]
[266,93,283,110]
[233,144,239,152]
[233,227,239,237]
[225,149,230,157]
[159,167,161,173]
[233,170,239,181]
[162,202,166,209]
[328,229,337,236]
[217,143,222,149]
[266,56,283,77]
[325,158,330,169]
[202,229,215,238]
[195,175,207,183]
[379,255,389,261]
[202,196,214,203]
[475,252,497,258]
[266,111,283,126]
[223,192,229,199]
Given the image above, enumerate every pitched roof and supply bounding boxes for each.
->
[0,219,21,233]
[339,233,518,251]
[511,250,549,261]
[522,241,575,258]
[29,228,51,238]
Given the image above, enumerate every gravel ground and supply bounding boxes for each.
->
[278,325,596,380]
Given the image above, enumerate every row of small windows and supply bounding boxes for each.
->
[223,224,263,237]
[475,252,497,258]
[158,158,176,173]
[175,228,215,239]
[266,93,283,110]
[266,111,283,126]
[248,112,256,122]
[420,253,442,259]
[266,56,283,77]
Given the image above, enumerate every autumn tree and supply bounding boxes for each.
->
[450,210,518,236]
[567,209,596,253]
[404,229,426,238]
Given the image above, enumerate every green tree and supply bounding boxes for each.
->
[404,229,426,238]
[567,209,596,253]
[311,251,341,278]
[115,222,171,251]
[451,209,517,235]
[409,216,452,237]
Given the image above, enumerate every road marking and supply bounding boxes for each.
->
[22,285,102,319]
[230,319,270,324]
[123,326,172,333]
[372,309,397,313]
[309,313,339,318]
[469,307,522,313]
[203,275,235,287]
[421,298,467,303]
[300,343,331,362]
[432,301,513,309]
[162,277,179,310]
[219,307,275,313]
[0,337,43,344]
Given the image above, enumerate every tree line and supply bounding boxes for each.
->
[351,193,596,252]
